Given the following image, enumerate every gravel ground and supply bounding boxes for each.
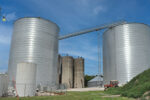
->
[66,87,104,92]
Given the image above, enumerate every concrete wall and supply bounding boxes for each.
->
[74,57,84,88]
[16,62,37,97]
[61,56,74,88]
[0,74,8,97]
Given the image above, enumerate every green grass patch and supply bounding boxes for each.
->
[105,68,150,98]
[0,91,134,100]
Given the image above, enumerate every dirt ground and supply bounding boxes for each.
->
[66,87,104,92]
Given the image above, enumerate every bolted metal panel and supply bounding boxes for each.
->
[16,62,37,97]
[74,57,84,88]
[8,17,59,88]
[61,56,74,88]
[103,23,150,85]
[0,74,8,97]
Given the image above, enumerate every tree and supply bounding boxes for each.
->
[84,75,95,87]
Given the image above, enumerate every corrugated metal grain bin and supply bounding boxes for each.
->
[74,57,84,88]
[8,17,59,88]
[87,76,103,87]
[61,56,74,88]
[16,62,37,97]
[103,23,150,85]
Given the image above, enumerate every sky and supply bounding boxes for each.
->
[0,0,150,75]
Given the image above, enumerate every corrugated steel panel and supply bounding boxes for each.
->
[103,23,150,85]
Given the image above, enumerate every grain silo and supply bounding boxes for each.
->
[103,23,150,85]
[16,63,37,97]
[74,57,84,88]
[57,55,62,84]
[8,17,59,88]
[61,56,74,88]
[0,74,8,97]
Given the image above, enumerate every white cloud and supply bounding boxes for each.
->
[3,0,105,75]
[93,6,105,15]
[75,0,106,15]
[5,12,17,21]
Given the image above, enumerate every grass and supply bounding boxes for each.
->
[0,91,134,100]
[105,68,150,98]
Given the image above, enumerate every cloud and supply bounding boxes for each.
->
[21,0,108,33]
[75,0,106,15]
[5,12,17,21]
[93,6,105,15]
[1,0,105,75]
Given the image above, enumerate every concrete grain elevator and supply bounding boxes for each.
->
[74,57,84,88]
[61,56,74,88]
[57,55,62,84]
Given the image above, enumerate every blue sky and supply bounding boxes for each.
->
[0,0,150,75]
